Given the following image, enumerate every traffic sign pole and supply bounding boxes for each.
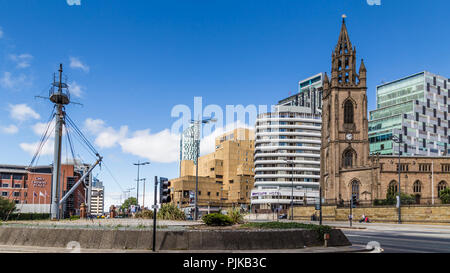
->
[153,176,158,252]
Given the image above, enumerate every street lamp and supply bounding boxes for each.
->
[392,134,402,224]
[133,161,150,209]
[191,117,217,220]
[283,159,294,220]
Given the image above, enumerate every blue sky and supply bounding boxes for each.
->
[0,0,449,208]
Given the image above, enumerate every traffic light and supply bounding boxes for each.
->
[159,177,171,203]
[351,194,357,208]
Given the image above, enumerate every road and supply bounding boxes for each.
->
[338,223,450,253]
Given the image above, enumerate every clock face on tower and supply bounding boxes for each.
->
[346,133,353,141]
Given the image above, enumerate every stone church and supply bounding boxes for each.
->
[320,18,450,205]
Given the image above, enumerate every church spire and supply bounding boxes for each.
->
[331,16,359,87]
[335,15,352,54]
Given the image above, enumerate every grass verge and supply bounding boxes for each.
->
[240,222,333,241]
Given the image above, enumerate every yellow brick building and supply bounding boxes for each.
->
[169,128,255,213]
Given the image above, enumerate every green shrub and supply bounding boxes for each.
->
[135,209,154,219]
[0,197,15,220]
[157,203,186,220]
[227,208,244,224]
[6,213,50,221]
[202,213,233,226]
[69,215,80,220]
[440,188,450,204]
[374,191,417,206]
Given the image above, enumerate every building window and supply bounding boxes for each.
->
[343,149,355,168]
[1,184,8,188]
[1,192,7,196]
[441,164,450,172]
[396,164,409,172]
[438,181,448,197]
[388,181,398,194]
[344,100,354,124]
[198,191,201,196]
[14,184,21,188]
[351,180,359,200]
[1,173,11,180]
[12,174,23,180]
[413,181,422,193]
[13,192,20,197]
[419,164,431,172]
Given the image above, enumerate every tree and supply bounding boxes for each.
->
[120,197,137,211]
[439,188,450,204]
[0,197,16,220]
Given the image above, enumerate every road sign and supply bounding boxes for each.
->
[151,205,159,209]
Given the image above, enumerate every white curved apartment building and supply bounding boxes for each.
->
[251,73,323,212]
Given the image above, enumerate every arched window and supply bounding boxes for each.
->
[351,180,359,200]
[344,100,354,124]
[438,181,448,197]
[343,149,354,168]
[413,181,422,193]
[388,180,398,194]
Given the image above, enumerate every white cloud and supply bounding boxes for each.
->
[82,118,253,164]
[32,120,56,136]
[96,126,128,148]
[0,27,3,39]
[84,118,180,163]
[20,139,54,156]
[8,104,40,122]
[68,81,83,97]
[69,57,89,72]
[84,118,105,134]
[9,54,33,68]
[67,0,81,6]
[1,124,18,134]
[0,72,28,90]
[119,129,180,163]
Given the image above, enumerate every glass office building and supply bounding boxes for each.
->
[369,71,450,156]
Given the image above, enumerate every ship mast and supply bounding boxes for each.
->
[49,64,70,220]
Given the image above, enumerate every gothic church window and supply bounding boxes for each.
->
[351,180,359,199]
[343,149,354,168]
[388,181,398,194]
[438,181,448,197]
[344,100,354,124]
[413,181,422,193]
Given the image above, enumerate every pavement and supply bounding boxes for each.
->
[290,220,450,253]
[4,218,448,253]
[0,244,370,253]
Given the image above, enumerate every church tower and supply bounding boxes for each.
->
[321,17,374,203]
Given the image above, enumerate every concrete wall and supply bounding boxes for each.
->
[291,205,450,224]
[0,227,350,250]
